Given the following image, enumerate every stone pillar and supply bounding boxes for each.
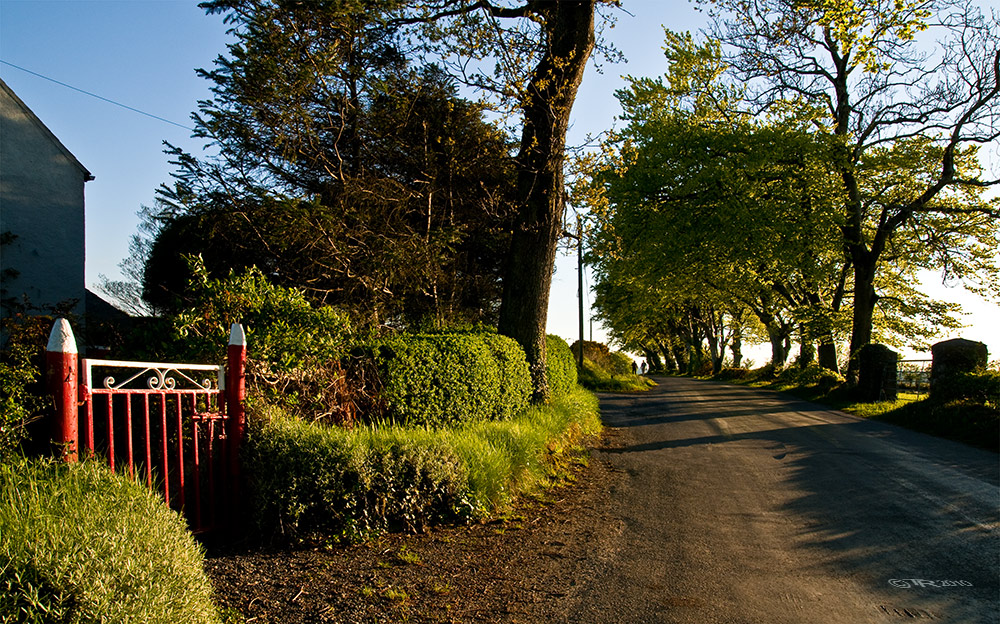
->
[930,338,988,398]
[857,344,898,402]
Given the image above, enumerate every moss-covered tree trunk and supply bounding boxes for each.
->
[497,1,596,403]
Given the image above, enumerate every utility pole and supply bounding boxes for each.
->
[577,213,585,370]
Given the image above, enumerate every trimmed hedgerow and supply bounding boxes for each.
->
[0,457,220,624]
[545,335,578,399]
[244,387,602,544]
[371,333,531,428]
[245,406,468,542]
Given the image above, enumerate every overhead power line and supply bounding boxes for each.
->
[0,59,194,131]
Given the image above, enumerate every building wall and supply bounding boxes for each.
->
[0,80,90,318]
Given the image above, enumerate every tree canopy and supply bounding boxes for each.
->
[121,0,619,402]
[579,13,998,375]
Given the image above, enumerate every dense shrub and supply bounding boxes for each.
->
[932,370,1000,407]
[0,457,219,624]
[546,335,578,399]
[777,363,845,392]
[607,351,634,376]
[0,313,50,455]
[714,367,751,381]
[371,332,531,428]
[169,258,354,421]
[568,340,633,377]
[481,333,534,420]
[578,357,655,392]
[245,387,601,543]
[246,407,467,542]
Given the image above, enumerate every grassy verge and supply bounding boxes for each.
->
[244,386,602,544]
[578,359,657,393]
[712,366,998,452]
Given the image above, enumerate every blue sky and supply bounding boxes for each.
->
[1,0,996,359]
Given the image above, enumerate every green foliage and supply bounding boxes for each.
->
[0,457,220,624]
[569,340,633,376]
[245,406,467,542]
[713,367,751,381]
[370,332,530,428]
[776,363,846,392]
[0,313,50,456]
[607,351,634,376]
[244,387,601,543]
[578,357,655,393]
[173,257,350,366]
[169,259,354,421]
[545,335,578,399]
[145,2,518,327]
[932,371,1000,407]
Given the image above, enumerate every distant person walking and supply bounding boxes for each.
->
[640,360,647,375]
[631,361,638,375]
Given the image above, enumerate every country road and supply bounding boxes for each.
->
[566,377,999,624]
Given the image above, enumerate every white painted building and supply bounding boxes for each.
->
[0,77,91,319]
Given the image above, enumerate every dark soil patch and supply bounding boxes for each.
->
[205,431,625,623]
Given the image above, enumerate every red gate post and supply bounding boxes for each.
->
[46,318,79,462]
[225,323,247,520]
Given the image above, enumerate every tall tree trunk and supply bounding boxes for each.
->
[730,324,743,369]
[817,337,839,373]
[658,341,678,372]
[846,250,878,384]
[497,1,596,403]
[642,348,663,373]
[671,339,689,374]
[768,329,788,368]
[797,324,815,369]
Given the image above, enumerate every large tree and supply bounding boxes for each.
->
[580,33,849,370]
[147,59,516,325]
[177,0,612,402]
[704,0,1000,381]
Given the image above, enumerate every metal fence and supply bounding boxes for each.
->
[897,359,932,400]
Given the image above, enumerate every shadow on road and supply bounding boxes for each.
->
[596,377,999,621]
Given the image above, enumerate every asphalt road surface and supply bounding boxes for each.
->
[567,377,999,624]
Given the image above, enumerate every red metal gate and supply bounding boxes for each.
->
[45,319,246,533]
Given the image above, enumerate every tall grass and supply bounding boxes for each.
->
[0,457,220,624]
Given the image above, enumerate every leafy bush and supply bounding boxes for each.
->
[932,370,1000,407]
[169,258,354,422]
[607,351,634,376]
[245,407,467,542]
[244,387,601,543]
[546,335,578,399]
[578,357,655,392]
[776,363,845,392]
[0,457,220,624]
[568,340,632,376]
[0,313,50,456]
[714,367,750,381]
[371,332,531,428]
[481,333,534,420]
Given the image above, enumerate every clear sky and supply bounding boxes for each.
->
[1,0,996,361]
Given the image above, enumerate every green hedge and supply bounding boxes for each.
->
[246,408,468,542]
[607,351,634,376]
[546,335,578,399]
[932,370,1000,406]
[0,458,219,624]
[372,333,531,428]
[245,387,602,543]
